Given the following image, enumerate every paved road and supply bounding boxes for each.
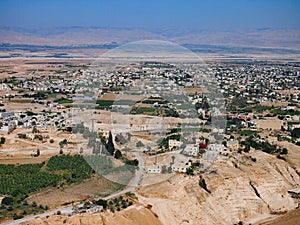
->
[103,151,145,200]
[1,206,74,225]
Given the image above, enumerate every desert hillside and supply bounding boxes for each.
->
[21,206,162,225]
[136,150,300,225]
[21,148,300,225]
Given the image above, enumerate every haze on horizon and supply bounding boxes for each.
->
[0,0,300,31]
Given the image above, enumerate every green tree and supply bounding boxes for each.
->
[114,149,122,159]
[161,165,167,174]
[244,145,250,153]
[106,131,115,156]
[95,199,108,209]
[0,137,5,145]
[1,197,13,205]
[291,128,300,138]
[136,141,144,148]
[281,148,288,155]
[32,126,38,134]
[186,167,194,175]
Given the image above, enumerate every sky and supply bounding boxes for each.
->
[0,0,299,31]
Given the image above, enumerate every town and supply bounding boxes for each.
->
[0,58,299,224]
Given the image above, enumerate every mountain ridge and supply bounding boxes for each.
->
[0,27,299,49]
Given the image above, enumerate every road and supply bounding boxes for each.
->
[103,151,145,200]
[1,152,146,225]
[1,206,74,225]
[0,148,77,154]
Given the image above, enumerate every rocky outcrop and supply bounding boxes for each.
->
[138,151,299,225]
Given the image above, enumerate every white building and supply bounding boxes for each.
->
[182,144,198,156]
[146,166,161,174]
[172,161,192,173]
[168,139,183,150]
[208,143,226,152]
[1,122,16,133]
[227,140,239,151]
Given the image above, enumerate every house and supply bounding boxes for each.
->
[1,111,15,118]
[284,115,292,121]
[146,166,161,174]
[168,139,183,150]
[1,122,16,133]
[88,205,103,212]
[172,161,192,173]
[182,144,199,156]
[227,140,239,151]
[208,143,226,152]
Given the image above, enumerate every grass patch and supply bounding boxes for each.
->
[270,109,300,116]
[130,107,156,115]
[54,97,73,104]
[239,130,258,136]
[247,105,272,112]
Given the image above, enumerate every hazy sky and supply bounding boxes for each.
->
[0,0,299,30]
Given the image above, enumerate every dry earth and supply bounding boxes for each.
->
[25,148,300,225]
[21,205,162,225]
[135,150,299,225]
[26,176,121,209]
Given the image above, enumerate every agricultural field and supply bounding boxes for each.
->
[0,154,124,221]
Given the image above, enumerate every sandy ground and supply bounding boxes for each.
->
[256,117,284,130]
[256,207,300,225]
[21,205,162,225]
[275,140,300,171]
[135,149,300,225]
[0,58,93,78]
[0,156,49,164]
[27,176,121,209]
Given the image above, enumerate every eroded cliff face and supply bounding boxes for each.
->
[137,151,299,225]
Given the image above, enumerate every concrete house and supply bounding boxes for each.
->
[168,139,183,150]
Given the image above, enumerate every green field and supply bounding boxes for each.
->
[0,155,94,201]
[130,107,156,115]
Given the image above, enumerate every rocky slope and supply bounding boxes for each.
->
[137,150,299,225]
[21,149,299,225]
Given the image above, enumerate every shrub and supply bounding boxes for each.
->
[277,155,286,161]
[95,199,108,209]
[281,148,288,155]
[114,149,122,159]
[13,213,24,220]
[251,157,257,162]
[17,133,27,139]
[136,141,144,148]
[1,197,13,205]
[0,137,5,145]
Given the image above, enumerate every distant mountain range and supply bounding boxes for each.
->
[0,27,299,50]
